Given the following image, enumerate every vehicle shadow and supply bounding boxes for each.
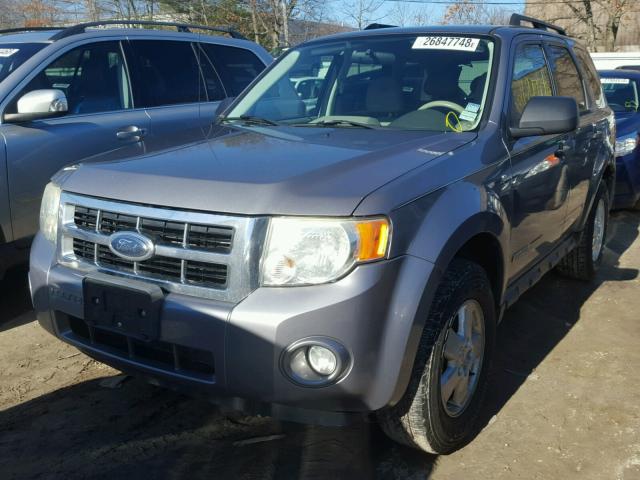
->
[0,265,34,333]
[0,212,637,479]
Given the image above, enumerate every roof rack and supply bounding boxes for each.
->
[364,23,398,30]
[49,20,246,41]
[509,14,566,36]
[0,26,61,35]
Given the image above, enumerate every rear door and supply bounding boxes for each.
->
[506,40,573,276]
[1,39,149,241]
[544,41,599,229]
[124,39,209,147]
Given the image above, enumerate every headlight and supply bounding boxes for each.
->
[615,132,638,157]
[39,182,61,243]
[261,217,390,286]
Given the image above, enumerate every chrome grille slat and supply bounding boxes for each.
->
[59,192,267,303]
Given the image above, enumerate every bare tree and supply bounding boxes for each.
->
[441,0,510,25]
[341,0,385,29]
[526,0,637,51]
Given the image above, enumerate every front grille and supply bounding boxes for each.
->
[74,207,233,253]
[60,193,265,302]
[67,316,215,380]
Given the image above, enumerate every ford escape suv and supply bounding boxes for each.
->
[0,20,270,278]
[30,15,614,454]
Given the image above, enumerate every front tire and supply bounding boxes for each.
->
[557,185,609,280]
[378,259,496,454]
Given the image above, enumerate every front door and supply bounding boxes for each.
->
[506,41,573,276]
[1,39,149,241]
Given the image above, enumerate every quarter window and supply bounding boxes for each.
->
[200,44,265,96]
[547,45,587,112]
[511,44,553,122]
[127,40,201,107]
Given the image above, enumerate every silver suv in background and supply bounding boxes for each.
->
[0,21,271,278]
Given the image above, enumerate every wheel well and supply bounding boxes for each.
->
[454,233,503,307]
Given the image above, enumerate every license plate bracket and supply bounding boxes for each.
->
[83,273,164,341]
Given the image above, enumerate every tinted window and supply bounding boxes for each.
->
[547,45,587,111]
[201,44,265,96]
[573,46,605,108]
[511,44,553,121]
[0,43,46,83]
[8,41,131,115]
[196,46,226,101]
[127,40,201,107]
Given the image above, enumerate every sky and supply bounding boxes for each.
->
[330,0,526,28]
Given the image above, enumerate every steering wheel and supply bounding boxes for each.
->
[418,100,466,114]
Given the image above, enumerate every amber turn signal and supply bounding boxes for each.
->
[355,219,390,262]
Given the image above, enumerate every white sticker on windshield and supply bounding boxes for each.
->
[601,78,630,84]
[412,36,480,52]
[0,48,18,57]
[459,102,480,122]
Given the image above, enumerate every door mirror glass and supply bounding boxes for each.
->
[510,96,578,138]
[5,89,68,122]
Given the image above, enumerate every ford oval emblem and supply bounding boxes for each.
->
[108,231,155,262]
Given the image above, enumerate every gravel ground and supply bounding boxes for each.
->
[1,211,639,480]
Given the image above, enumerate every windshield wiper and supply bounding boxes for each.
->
[291,119,378,129]
[222,115,280,126]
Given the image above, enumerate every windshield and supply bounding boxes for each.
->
[0,43,46,83]
[226,34,495,132]
[601,76,639,113]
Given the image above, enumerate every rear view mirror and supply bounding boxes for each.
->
[4,89,68,123]
[510,96,578,138]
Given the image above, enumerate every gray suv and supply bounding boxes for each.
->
[30,15,615,454]
[0,21,271,278]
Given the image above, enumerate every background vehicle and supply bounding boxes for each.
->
[0,21,271,279]
[30,15,614,454]
[591,51,640,70]
[599,69,640,209]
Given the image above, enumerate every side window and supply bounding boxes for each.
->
[547,45,587,112]
[200,44,266,96]
[195,45,226,102]
[510,44,553,122]
[7,41,132,115]
[127,40,201,108]
[573,46,605,108]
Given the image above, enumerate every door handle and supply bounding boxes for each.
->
[116,126,146,141]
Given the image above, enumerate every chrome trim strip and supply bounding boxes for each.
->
[57,192,268,303]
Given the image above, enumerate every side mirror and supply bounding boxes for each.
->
[510,96,578,139]
[214,96,236,121]
[4,89,68,123]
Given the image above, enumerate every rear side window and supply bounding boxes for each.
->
[127,40,201,107]
[547,45,587,112]
[195,46,226,102]
[200,44,265,96]
[573,45,605,108]
[511,44,553,122]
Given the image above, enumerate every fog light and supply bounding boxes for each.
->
[282,337,350,387]
[308,345,337,375]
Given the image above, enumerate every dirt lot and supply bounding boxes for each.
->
[1,211,639,480]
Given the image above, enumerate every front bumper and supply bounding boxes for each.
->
[30,233,435,422]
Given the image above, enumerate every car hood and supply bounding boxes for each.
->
[60,126,475,216]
